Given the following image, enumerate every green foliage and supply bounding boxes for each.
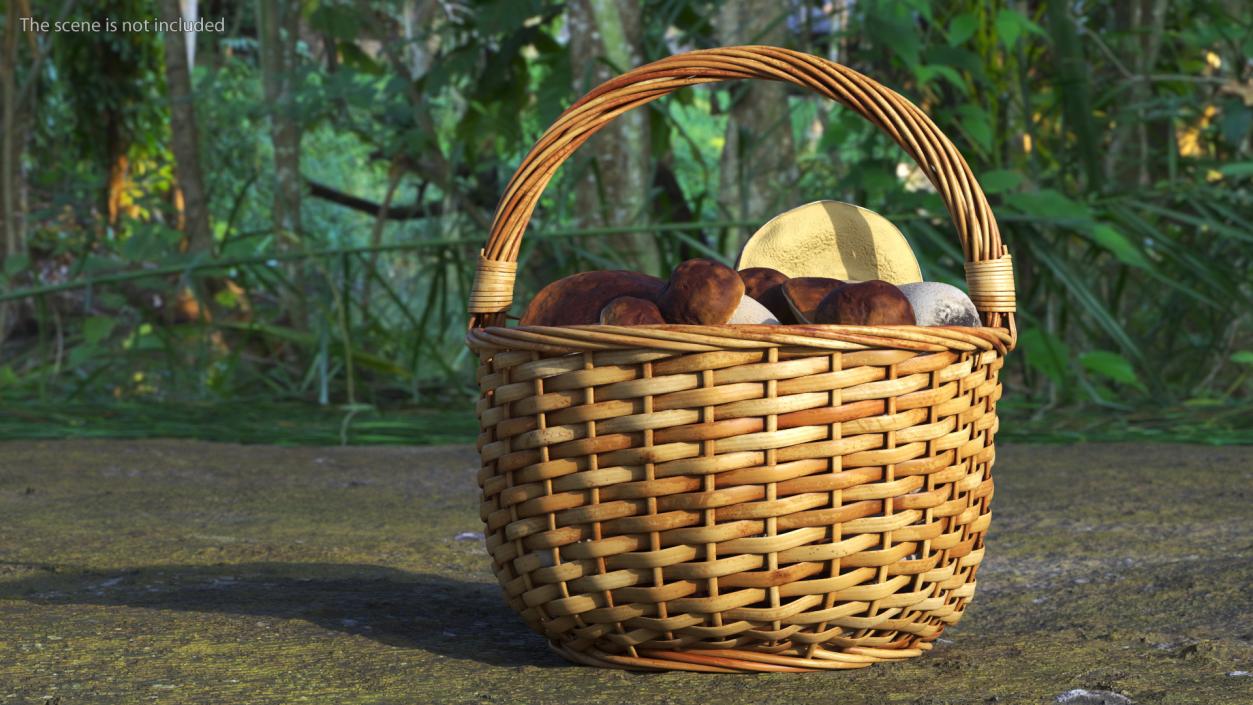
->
[0,0,1249,442]
[0,401,480,445]
[1080,350,1146,393]
[49,0,168,162]
[1019,327,1070,389]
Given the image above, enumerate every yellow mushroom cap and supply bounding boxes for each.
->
[737,200,923,285]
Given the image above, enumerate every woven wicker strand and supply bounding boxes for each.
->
[466,46,1012,672]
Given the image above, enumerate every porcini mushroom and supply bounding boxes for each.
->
[600,296,666,325]
[738,267,794,323]
[738,267,789,300]
[657,259,745,325]
[520,271,665,326]
[781,277,846,324]
[814,280,916,326]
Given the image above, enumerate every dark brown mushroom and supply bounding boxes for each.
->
[520,270,665,326]
[781,277,846,323]
[599,296,666,325]
[738,267,795,323]
[657,259,745,325]
[814,280,916,326]
[738,267,789,299]
[758,286,799,324]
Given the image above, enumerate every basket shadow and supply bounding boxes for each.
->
[0,561,563,668]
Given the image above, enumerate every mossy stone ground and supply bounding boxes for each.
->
[0,440,1249,704]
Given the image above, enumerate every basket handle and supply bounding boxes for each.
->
[468,45,1016,333]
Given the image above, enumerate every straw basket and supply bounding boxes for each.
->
[466,46,1016,673]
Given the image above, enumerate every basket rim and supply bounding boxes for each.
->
[467,321,1013,355]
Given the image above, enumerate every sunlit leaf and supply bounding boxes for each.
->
[1005,190,1093,221]
[1086,224,1153,270]
[995,10,1023,48]
[214,288,240,309]
[1080,350,1146,392]
[917,65,969,95]
[948,12,977,46]
[995,8,1045,49]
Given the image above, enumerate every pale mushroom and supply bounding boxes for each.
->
[898,281,981,327]
[737,200,923,285]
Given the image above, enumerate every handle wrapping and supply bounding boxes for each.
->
[468,46,1015,333]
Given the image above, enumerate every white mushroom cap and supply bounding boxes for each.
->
[727,295,779,324]
[898,281,981,327]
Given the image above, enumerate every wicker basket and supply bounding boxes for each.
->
[466,46,1016,673]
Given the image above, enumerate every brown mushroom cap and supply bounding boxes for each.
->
[738,267,789,300]
[520,270,665,326]
[758,286,799,324]
[781,277,846,323]
[814,280,916,326]
[657,259,745,325]
[738,267,793,323]
[599,296,666,325]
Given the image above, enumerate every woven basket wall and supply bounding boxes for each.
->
[466,46,1017,673]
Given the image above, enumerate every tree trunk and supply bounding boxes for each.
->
[257,0,305,325]
[1133,0,1170,187]
[400,0,440,79]
[160,0,213,254]
[362,158,403,312]
[180,0,197,68]
[103,115,130,226]
[1,2,26,344]
[1,0,20,262]
[1046,2,1099,190]
[568,0,659,275]
[715,1,797,258]
[1,0,45,344]
[258,0,303,246]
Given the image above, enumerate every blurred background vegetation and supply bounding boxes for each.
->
[0,0,1249,444]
